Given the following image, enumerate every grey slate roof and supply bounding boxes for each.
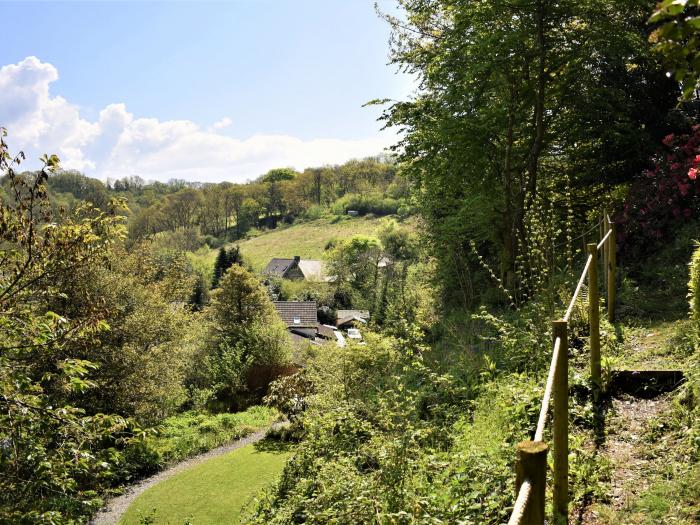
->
[273,301,318,328]
[264,258,296,278]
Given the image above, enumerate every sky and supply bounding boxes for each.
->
[0,1,413,183]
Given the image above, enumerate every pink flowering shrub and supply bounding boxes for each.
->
[620,126,700,253]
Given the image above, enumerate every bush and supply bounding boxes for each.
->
[248,333,542,525]
[119,406,278,481]
[690,243,700,323]
[330,192,400,217]
[304,204,324,220]
[621,127,700,255]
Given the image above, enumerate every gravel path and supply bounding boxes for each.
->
[91,426,276,525]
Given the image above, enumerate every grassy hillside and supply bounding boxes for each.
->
[188,215,396,276]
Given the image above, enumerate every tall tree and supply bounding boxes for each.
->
[0,131,136,521]
[379,0,678,304]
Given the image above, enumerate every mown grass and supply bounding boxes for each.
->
[119,442,291,525]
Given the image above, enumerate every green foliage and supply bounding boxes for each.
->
[379,0,678,307]
[138,406,278,469]
[330,192,400,217]
[57,243,203,425]
[0,132,143,522]
[264,371,315,436]
[326,235,382,309]
[689,242,700,323]
[195,265,293,409]
[212,244,243,288]
[650,0,700,99]
[248,331,547,524]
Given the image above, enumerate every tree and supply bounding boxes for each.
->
[202,265,292,408]
[260,168,297,226]
[212,245,243,288]
[650,0,700,99]
[379,0,678,304]
[326,235,382,309]
[54,243,201,425]
[0,130,138,521]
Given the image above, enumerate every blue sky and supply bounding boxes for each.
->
[0,1,412,182]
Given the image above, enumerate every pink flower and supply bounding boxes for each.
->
[695,154,700,165]
[679,182,691,196]
[671,162,682,171]
[663,133,675,146]
[689,168,698,180]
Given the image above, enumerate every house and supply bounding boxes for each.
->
[273,301,318,340]
[336,309,370,329]
[263,256,325,281]
[316,324,338,340]
[316,323,347,347]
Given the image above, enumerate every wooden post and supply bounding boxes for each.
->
[515,441,548,525]
[607,222,616,322]
[587,243,601,396]
[552,319,569,523]
[601,209,609,292]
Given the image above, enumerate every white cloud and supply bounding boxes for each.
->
[211,117,233,130]
[0,57,395,183]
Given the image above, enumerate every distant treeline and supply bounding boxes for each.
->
[32,156,411,243]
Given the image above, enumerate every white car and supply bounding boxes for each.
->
[347,328,362,340]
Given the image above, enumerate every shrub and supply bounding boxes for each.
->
[304,204,324,220]
[330,192,400,217]
[690,243,700,323]
[120,406,278,480]
[621,127,700,255]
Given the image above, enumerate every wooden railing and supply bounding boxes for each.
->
[507,211,617,525]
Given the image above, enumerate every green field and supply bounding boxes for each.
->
[189,215,389,276]
[238,216,384,270]
[119,442,290,525]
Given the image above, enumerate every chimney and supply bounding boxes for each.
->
[293,255,301,263]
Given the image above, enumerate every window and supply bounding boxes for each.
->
[293,317,301,324]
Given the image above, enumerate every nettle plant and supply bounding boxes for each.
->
[621,126,700,253]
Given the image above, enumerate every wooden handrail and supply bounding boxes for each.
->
[534,336,561,441]
[564,254,593,322]
[506,212,617,525]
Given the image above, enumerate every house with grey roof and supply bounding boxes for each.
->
[263,256,325,281]
[273,301,319,340]
[336,309,370,328]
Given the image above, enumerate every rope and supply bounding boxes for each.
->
[564,254,593,322]
[552,218,603,250]
[597,228,612,251]
[534,337,561,441]
[508,480,533,525]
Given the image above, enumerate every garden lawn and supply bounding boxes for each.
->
[119,443,290,525]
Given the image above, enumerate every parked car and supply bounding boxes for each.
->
[347,328,362,340]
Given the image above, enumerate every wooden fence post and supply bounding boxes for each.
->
[607,222,616,322]
[587,243,601,397]
[515,441,548,525]
[552,319,569,523]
